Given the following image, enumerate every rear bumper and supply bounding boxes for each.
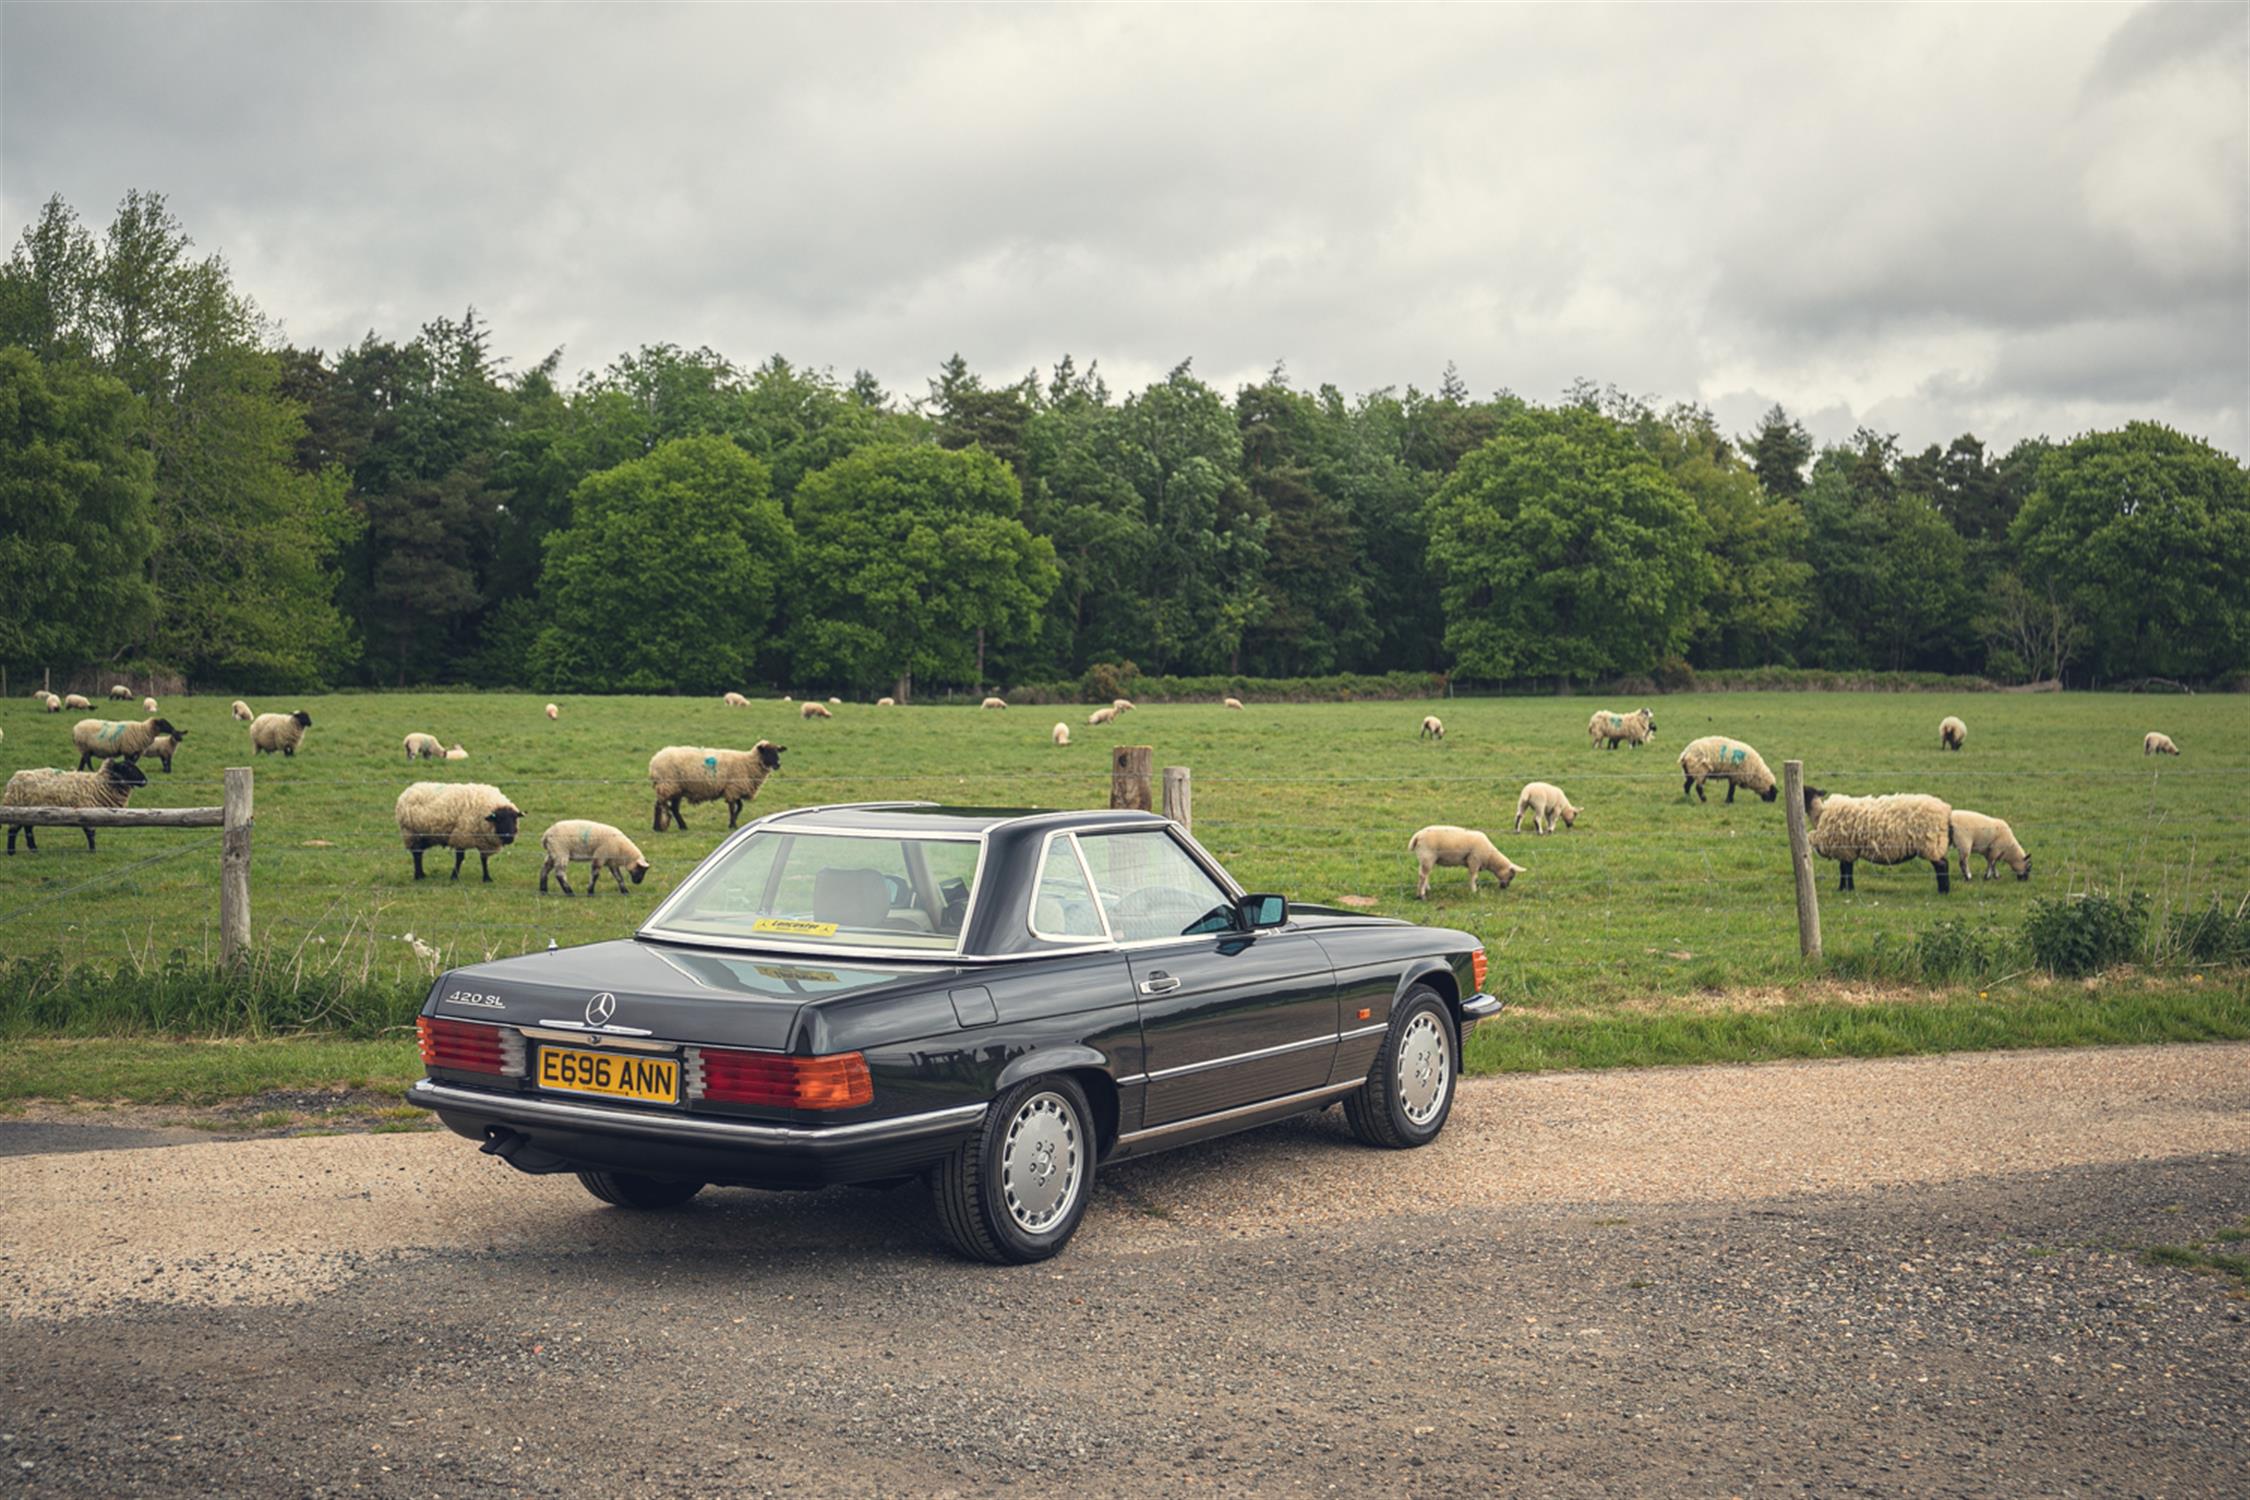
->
[1459,992,1504,1030]
[406,1079,985,1189]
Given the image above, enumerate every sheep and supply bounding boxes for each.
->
[1407,825,1523,900]
[1588,707,1657,749]
[40,693,62,712]
[62,694,91,710]
[72,716,182,770]
[444,743,469,761]
[230,700,253,722]
[141,696,158,713]
[1223,697,1244,710]
[248,710,313,756]
[981,696,1008,710]
[722,691,750,708]
[1939,715,1967,752]
[1052,722,1070,746]
[544,702,560,720]
[107,684,132,700]
[4,760,150,854]
[1420,715,1444,740]
[648,741,785,831]
[781,695,793,703]
[1513,781,1580,836]
[1678,735,1778,803]
[876,697,896,707]
[538,819,650,896]
[395,781,524,882]
[404,732,445,761]
[1112,699,1136,713]
[2144,732,2180,756]
[1802,787,1953,893]
[827,696,841,705]
[146,733,183,775]
[1948,809,2031,883]
[1087,705,1119,726]
[800,701,833,719]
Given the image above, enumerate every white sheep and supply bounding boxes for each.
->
[62,693,91,710]
[107,684,132,700]
[403,732,445,761]
[72,716,182,770]
[395,781,525,882]
[1223,696,1244,710]
[1407,825,1523,899]
[981,696,1008,710]
[876,697,896,707]
[722,691,750,707]
[800,701,833,719]
[827,696,841,705]
[1589,707,1657,749]
[1803,787,1954,893]
[1939,715,1967,752]
[647,741,784,831]
[4,760,150,854]
[141,696,159,713]
[1420,715,1444,740]
[40,693,63,712]
[1679,735,1778,803]
[538,819,650,896]
[2144,732,2180,756]
[1513,781,1580,836]
[1112,698,1136,713]
[230,699,253,722]
[544,702,560,720]
[1087,705,1118,726]
[248,710,313,756]
[146,733,183,775]
[445,744,469,761]
[1948,809,2031,883]
[1051,722,1070,746]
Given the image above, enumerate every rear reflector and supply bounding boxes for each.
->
[418,1016,523,1077]
[689,1048,873,1110]
[1472,949,1489,993]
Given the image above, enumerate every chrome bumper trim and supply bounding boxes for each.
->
[407,1080,986,1149]
[1114,1079,1362,1150]
[1461,992,1504,1021]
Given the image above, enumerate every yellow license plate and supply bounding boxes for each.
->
[537,1046,679,1104]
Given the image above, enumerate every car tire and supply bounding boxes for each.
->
[931,1075,1096,1264]
[576,1169,705,1210]
[1344,987,1457,1149]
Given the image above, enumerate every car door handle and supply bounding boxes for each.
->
[1138,972,1182,996]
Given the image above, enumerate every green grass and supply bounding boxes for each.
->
[2,688,2244,1050]
[2142,1218,2250,1288]
[0,1036,421,1105]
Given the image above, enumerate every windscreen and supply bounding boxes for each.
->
[655,830,980,951]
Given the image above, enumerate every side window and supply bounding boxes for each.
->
[1031,837,1106,940]
[1078,831,1234,942]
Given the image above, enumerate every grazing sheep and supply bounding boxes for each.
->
[1407,826,1522,899]
[404,732,444,761]
[141,696,158,713]
[72,716,182,770]
[1803,787,1953,893]
[1112,699,1136,713]
[781,695,793,703]
[1052,722,1070,746]
[538,819,650,896]
[2144,732,2180,756]
[1679,735,1778,803]
[395,781,524,882]
[1948,809,2031,883]
[800,701,833,719]
[1940,715,1967,752]
[1087,705,1118,726]
[1420,715,1444,740]
[146,733,183,774]
[827,696,841,705]
[1223,697,1244,710]
[647,741,785,831]
[62,694,91,710]
[249,710,313,756]
[722,691,750,708]
[1589,707,1657,749]
[876,697,895,707]
[230,700,253,722]
[4,760,150,854]
[40,693,62,712]
[1513,781,1580,836]
[544,702,560,720]
[981,696,1008,710]
[444,743,469,761]
[107,684,132,700]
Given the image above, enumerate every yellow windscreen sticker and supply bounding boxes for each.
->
[755,964,841,983]
[751,918,839,938]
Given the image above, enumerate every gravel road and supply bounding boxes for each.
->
[4,1042,2246,1496]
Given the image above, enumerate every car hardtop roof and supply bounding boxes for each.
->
[763,802,1171,838]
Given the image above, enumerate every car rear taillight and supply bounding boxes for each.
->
[688,1048,874,1110]
[1472,948,1488,992]
[418,1016,523,1076]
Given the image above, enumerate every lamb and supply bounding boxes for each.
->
[1802,787,1953,893]
[404,732,445,760]
[395,781,524,882]
[1407,825,1523,899]
[1223,697,1244,710]
[647,741,785,831]
[1948,809,2031,883]
[1052,722,1070,746]
[146,733,183,774]
[722,691,750,707]
[107,684,132,700]
[141,696,159,713]
[1940,715,1967,752]
[2144,732,2179,756]
[1420,715,1444,740]
[444,744,469,761]
[1678,735,1778,803]
[1512,781,1580,836]
[800,701,833,719]
[1589,707,1656,749]
[72,716,182,770]
[249,710,313,756]
[544,702,560,720]
[1087,705,1119,726]
[4,760,150,854]
[62,693,91,710]
[981,696,1008,710]
[876,697,896,707]
[537,819,650,896]
[230,700,253,721]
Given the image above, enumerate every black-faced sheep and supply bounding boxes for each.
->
[1948,810,2030,883]
[1513,781,1580,836]
[72,716,182,771]
[1589,707,1656,749]
[1407,825,1522,899]
[147,733,183,774]
[1679,735,1778,803]
[1940,716,1967,751]
[62,693,91,710]
[39,693,62,712]
[395,781,524,882]
[647,741,784,831]
[538,819,650,896]
[1420,715,1444,740]
[107,684,132,700]
[1803,787,1953,893]
[4,760,150,854]
[249,710,313,756]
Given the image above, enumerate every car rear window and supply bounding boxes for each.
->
[653,830,981,951]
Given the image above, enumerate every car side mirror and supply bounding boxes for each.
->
[1238,893,1288,931]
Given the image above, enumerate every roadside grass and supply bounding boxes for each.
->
[2141,1219,2250,1289]
[0,1037,421,1106]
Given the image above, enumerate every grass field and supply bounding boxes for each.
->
[2,688,2244,1051]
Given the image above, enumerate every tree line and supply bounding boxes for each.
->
[4,191,2245,697]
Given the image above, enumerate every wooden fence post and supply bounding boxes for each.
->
[1782,759,1821,961]
[1162,765,1192,831]
[221,767,253,971]
[1110,746,1153,811]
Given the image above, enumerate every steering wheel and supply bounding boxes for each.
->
[883,874,913,909]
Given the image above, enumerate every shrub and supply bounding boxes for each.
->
[1913,919,2012,982]
[2023,891,2148,978]
[1653,655,1698,693]
[2164,900,2250,968]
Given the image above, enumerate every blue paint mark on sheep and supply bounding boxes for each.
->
[704,755,718,771]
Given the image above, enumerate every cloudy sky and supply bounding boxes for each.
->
[5,2,2245,456]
